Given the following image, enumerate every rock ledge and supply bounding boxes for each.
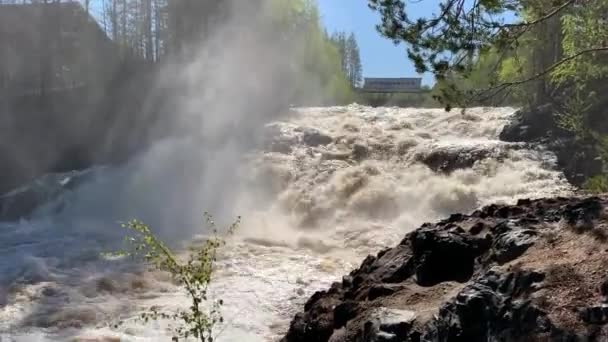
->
[283,196,608,342]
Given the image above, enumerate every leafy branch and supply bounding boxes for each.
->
[109,213,240,342]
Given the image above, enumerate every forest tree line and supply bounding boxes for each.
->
[0,0,235,62]
[0,0,373,105]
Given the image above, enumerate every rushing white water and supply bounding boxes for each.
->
[0,105,572,341]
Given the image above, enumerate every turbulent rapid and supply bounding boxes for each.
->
[0,105,572,341]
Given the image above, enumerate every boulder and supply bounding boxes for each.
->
[416,144,508,174]
[357,308,417,342]
[499,104,564,142]
[0,168,97,221]
[499,104,603,186]
[301,128,333,147]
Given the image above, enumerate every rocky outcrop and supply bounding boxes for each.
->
[283,196,608,341]
[415,145,509,174]
[0,168,98,221]
[500,105,602,185]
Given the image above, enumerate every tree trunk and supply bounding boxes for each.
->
[144,0,153,61]
[111,0,118,41]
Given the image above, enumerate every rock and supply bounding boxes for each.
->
[600,277,608,298]
[499,104,563,142]
[367,284,405,301]
[358,308,417,342]
[562,197,603,227]
[580,305,608,325]
[352,144,369,161]
[469,222,486,235]
[0,168,97,221]
[416,145,507,174]
[492,221,538,263]
[301,128,332,147]
[499,104,603,186]
[361,244,413,285]
[411,226,490,286]
[0,188,42,221]
[328,328,347,342]
[424,269,550,341]
[282,196,608,342]
[334,301,362,328]
[284,291,342,342]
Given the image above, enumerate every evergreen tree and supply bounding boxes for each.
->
[330,31,363,88]
[347,33,362,87]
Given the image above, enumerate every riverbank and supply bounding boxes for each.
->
[283,195,608,341]
[500,104,603,186]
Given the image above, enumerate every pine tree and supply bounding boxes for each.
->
[330,31,363,88]
[347,33,362,87]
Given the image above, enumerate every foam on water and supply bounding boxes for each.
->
[0,105,572,341]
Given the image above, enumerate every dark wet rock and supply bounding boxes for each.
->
[580,305,608,325]
[352,144,369,161]
[0,168,97,221]
[500,104,563,142]
[492,228,537,263]
[334,301,362,328]
[552,139,602,186]
[491,220,539,263]
[424,269,550,341]
[358,245,414,285]
[416,145,508,174]
[499,104,602,186]
[562,197,603,226]
[600,277,608,298]
[0,189,42,221]
[417,148,488,173]
[367,284,405,301]
[283,196,608,342]
[285,293,342,342]
[411,226,491,286]
[469,222,486,235]
[301,128,333,147]
[357,308,417,342]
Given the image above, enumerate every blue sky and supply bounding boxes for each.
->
[317,1,517,87]
[317,0,438,86]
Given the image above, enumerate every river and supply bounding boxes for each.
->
[0,105,572,341]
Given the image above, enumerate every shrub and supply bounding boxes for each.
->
[110,213,240,342]
[583,174,608,193]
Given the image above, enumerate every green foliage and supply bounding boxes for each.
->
[268,0,355,105]
[552,1,608,86]
[550,0,608,140]
[368,0,517,80]
[110,214,240,342]
[339,33,363,87]
[430,48,523,107]
[498,55,531,104]
[583,174,608,193]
